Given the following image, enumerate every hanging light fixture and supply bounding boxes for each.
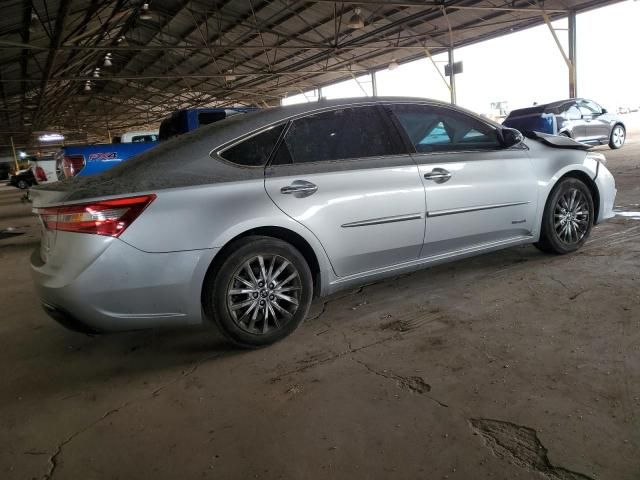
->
[84,81,92,92]
[117,35,128,46]
[39,133,65,142]
[225,69,236,82]
[103,53,113,67]
[139,3,153,20]
[388,59,399,71]
[347,7,365,29]
[29,12,38,32]
[93,67,101,78]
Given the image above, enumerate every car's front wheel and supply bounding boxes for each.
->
[16,179,28,189]
[609,124,625,149]
[204,236,313,348]
[535,177,594,254]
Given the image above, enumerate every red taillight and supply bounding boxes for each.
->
[35,194,156,237]
[62,155,85,177]
[34,166,47,182]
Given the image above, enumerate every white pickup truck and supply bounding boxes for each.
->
[118,130,158,143]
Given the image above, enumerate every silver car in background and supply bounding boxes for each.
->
[30,98,616,347]
[503,98,626,149]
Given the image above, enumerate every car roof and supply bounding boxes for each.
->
[231,96,501,132]
[38,96,500,202]
[527,98,596,112]
[269,96,479,117]
[507,98,586,117]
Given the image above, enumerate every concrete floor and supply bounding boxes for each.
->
[1,141,639,480]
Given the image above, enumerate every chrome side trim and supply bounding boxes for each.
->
[427,201,530,218]
[341,213,422,228]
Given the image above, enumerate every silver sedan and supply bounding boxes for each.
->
[30,98,616,347]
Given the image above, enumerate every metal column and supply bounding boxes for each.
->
[371,71,378,97]
[448,47,457,104]
[568,11,577,98]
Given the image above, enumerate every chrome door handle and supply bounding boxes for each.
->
[280,180,318,197]
[424,168,452,184]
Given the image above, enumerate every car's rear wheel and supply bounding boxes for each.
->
[204,236,313,348]
[534,177,594,254]
[609,124,625,149]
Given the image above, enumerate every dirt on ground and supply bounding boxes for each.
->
[0,138,638,480]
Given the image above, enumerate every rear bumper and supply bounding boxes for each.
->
[31,237,219,332]
[41,303,102,334]
[595,164,616,224]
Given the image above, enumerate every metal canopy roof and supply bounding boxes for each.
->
[0,0,621,147]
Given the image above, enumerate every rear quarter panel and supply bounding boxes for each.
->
[525,139,601,235]
[118,181,336,291]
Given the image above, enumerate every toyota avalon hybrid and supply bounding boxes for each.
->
[30,97,616,347]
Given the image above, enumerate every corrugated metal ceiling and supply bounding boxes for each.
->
[0,0,622,147]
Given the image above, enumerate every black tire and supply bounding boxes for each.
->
[16,179,28,189]
[203,236,313,348]
[534,177,594,254]
[609,124,625,149]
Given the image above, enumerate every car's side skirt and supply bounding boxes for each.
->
[325,234,534,295]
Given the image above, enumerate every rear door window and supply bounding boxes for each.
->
[578,100,602,116]
[565,104,582,120]
[271,106,406,165]
[387,104,501,153]
[220,124,286,167]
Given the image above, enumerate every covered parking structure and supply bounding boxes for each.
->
[1,2,639,480]
[0,0,623,148]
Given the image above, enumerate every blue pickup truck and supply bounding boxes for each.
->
[58,107,256,178]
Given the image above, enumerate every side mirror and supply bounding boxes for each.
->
[601,108,608,114]
[500,127,524,148]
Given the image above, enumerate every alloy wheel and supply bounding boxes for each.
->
[612,126,625,148]
[226,254,301,334]
[553,188,590,244]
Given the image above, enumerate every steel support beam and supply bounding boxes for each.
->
[568,11,577,98]
[0,42,446,52]
[448,47,456,105]
[310,1,568,13]
[31,0,71,131]
[541,8,577,99]
[0,70,373,82]
[371,71,378,96]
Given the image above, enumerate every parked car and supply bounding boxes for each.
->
[56,141,159,178]
[0,162,11,181]
[119,130,159,143]
[8,168,36,189]
[503,98,626,149]
[57,108,256,179]
[158,107,257,140]
[30,97,616,347]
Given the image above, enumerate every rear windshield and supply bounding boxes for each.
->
[159,110,245,140]
[503,112,556,135]
[159,111,189,140]
[198,111,227,126]
[131,134,158,142]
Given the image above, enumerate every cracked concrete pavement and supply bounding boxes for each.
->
[1,140,639,479]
